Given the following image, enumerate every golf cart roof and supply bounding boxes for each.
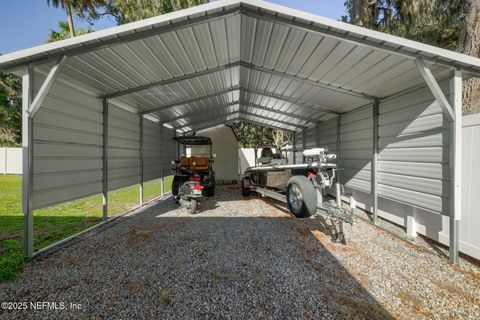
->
[173,136,212,146]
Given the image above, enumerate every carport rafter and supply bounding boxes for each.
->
[240,61,376,101]
[240,87,337,115]
[239,109,308,130]
[187,115,295,134]
[234,116,296,133]
[139,86,240,116]
[160,101,316,126]
[159,101,240,125]
[106,62,241,100]
[178,111,240,131]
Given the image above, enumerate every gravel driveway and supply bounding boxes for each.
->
[1,185,479,319]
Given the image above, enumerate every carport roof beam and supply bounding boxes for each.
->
[160,101,315,125]
[140,86,240,115]
[241,102,319,124]
[234,116,296,133]
[240,87,337,115]
[176,111,240,131]
[240,61,376,101]
[159,102,240,125]
[106,62,241,100]
[239,109,308,130]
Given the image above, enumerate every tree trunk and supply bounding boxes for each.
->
[65,1,76,38]
[353,0,365,26]
[458,1,480,115]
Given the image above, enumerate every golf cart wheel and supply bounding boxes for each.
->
[241,178,250,197]
[186,199,197,214]
[286,176,317,218]
[172,180,182,196]
[205,186,215,197]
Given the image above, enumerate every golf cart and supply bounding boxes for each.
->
[171,136,215,214]
[241,146,354,243]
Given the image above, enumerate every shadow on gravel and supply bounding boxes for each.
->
[0,188,394,320]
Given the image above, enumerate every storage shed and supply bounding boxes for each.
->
[188,125,239,183]
[1,0,479,262]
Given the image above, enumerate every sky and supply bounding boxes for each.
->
[0,0,347,54]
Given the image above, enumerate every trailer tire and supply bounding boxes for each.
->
[241,178,250,197]
[286,176,317,218]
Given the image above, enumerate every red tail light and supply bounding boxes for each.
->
[194,184,204,190]
[189,177,201,181]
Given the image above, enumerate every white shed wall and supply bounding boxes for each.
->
[193,125,239,182]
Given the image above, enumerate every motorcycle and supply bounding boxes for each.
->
[175,180,204,214]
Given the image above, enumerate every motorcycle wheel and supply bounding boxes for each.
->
[186,199,197,214]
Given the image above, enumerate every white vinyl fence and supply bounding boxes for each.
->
[0,147,22,174]
[459,113,480,258]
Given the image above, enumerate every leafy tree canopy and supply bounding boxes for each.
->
[82,0,208,25]
[229,121,293,150]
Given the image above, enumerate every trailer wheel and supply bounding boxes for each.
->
[241,178,250,197]
[286,176,317,218]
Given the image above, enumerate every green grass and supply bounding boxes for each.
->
[0,175,172,281]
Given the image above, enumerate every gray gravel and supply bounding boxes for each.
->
[0,185,479,319]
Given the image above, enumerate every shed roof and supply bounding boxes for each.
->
[1,0,479,132]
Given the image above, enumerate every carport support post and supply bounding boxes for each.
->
[336,114,341,184]
[160,126,164,196]
[22,65,34,257]
[372,99,379,225]
[139,115,144,206]
[102,98,109,221]
[449,70,462,264]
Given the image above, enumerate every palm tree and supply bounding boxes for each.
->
[47,21,93,43]
[45,0,104,38]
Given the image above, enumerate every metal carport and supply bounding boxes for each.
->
[0,0,479,262]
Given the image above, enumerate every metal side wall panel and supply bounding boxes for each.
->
[108,106,140,191]
[378,81,450,215]
[162,127,177,178]
[304,125,317,148]
[142,118,163,182]
[294,130,303,163]
[32,74,103,209]
[317,117,338,154]
[340,106,373,193]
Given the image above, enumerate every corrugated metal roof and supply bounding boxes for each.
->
[1,0,479,132]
